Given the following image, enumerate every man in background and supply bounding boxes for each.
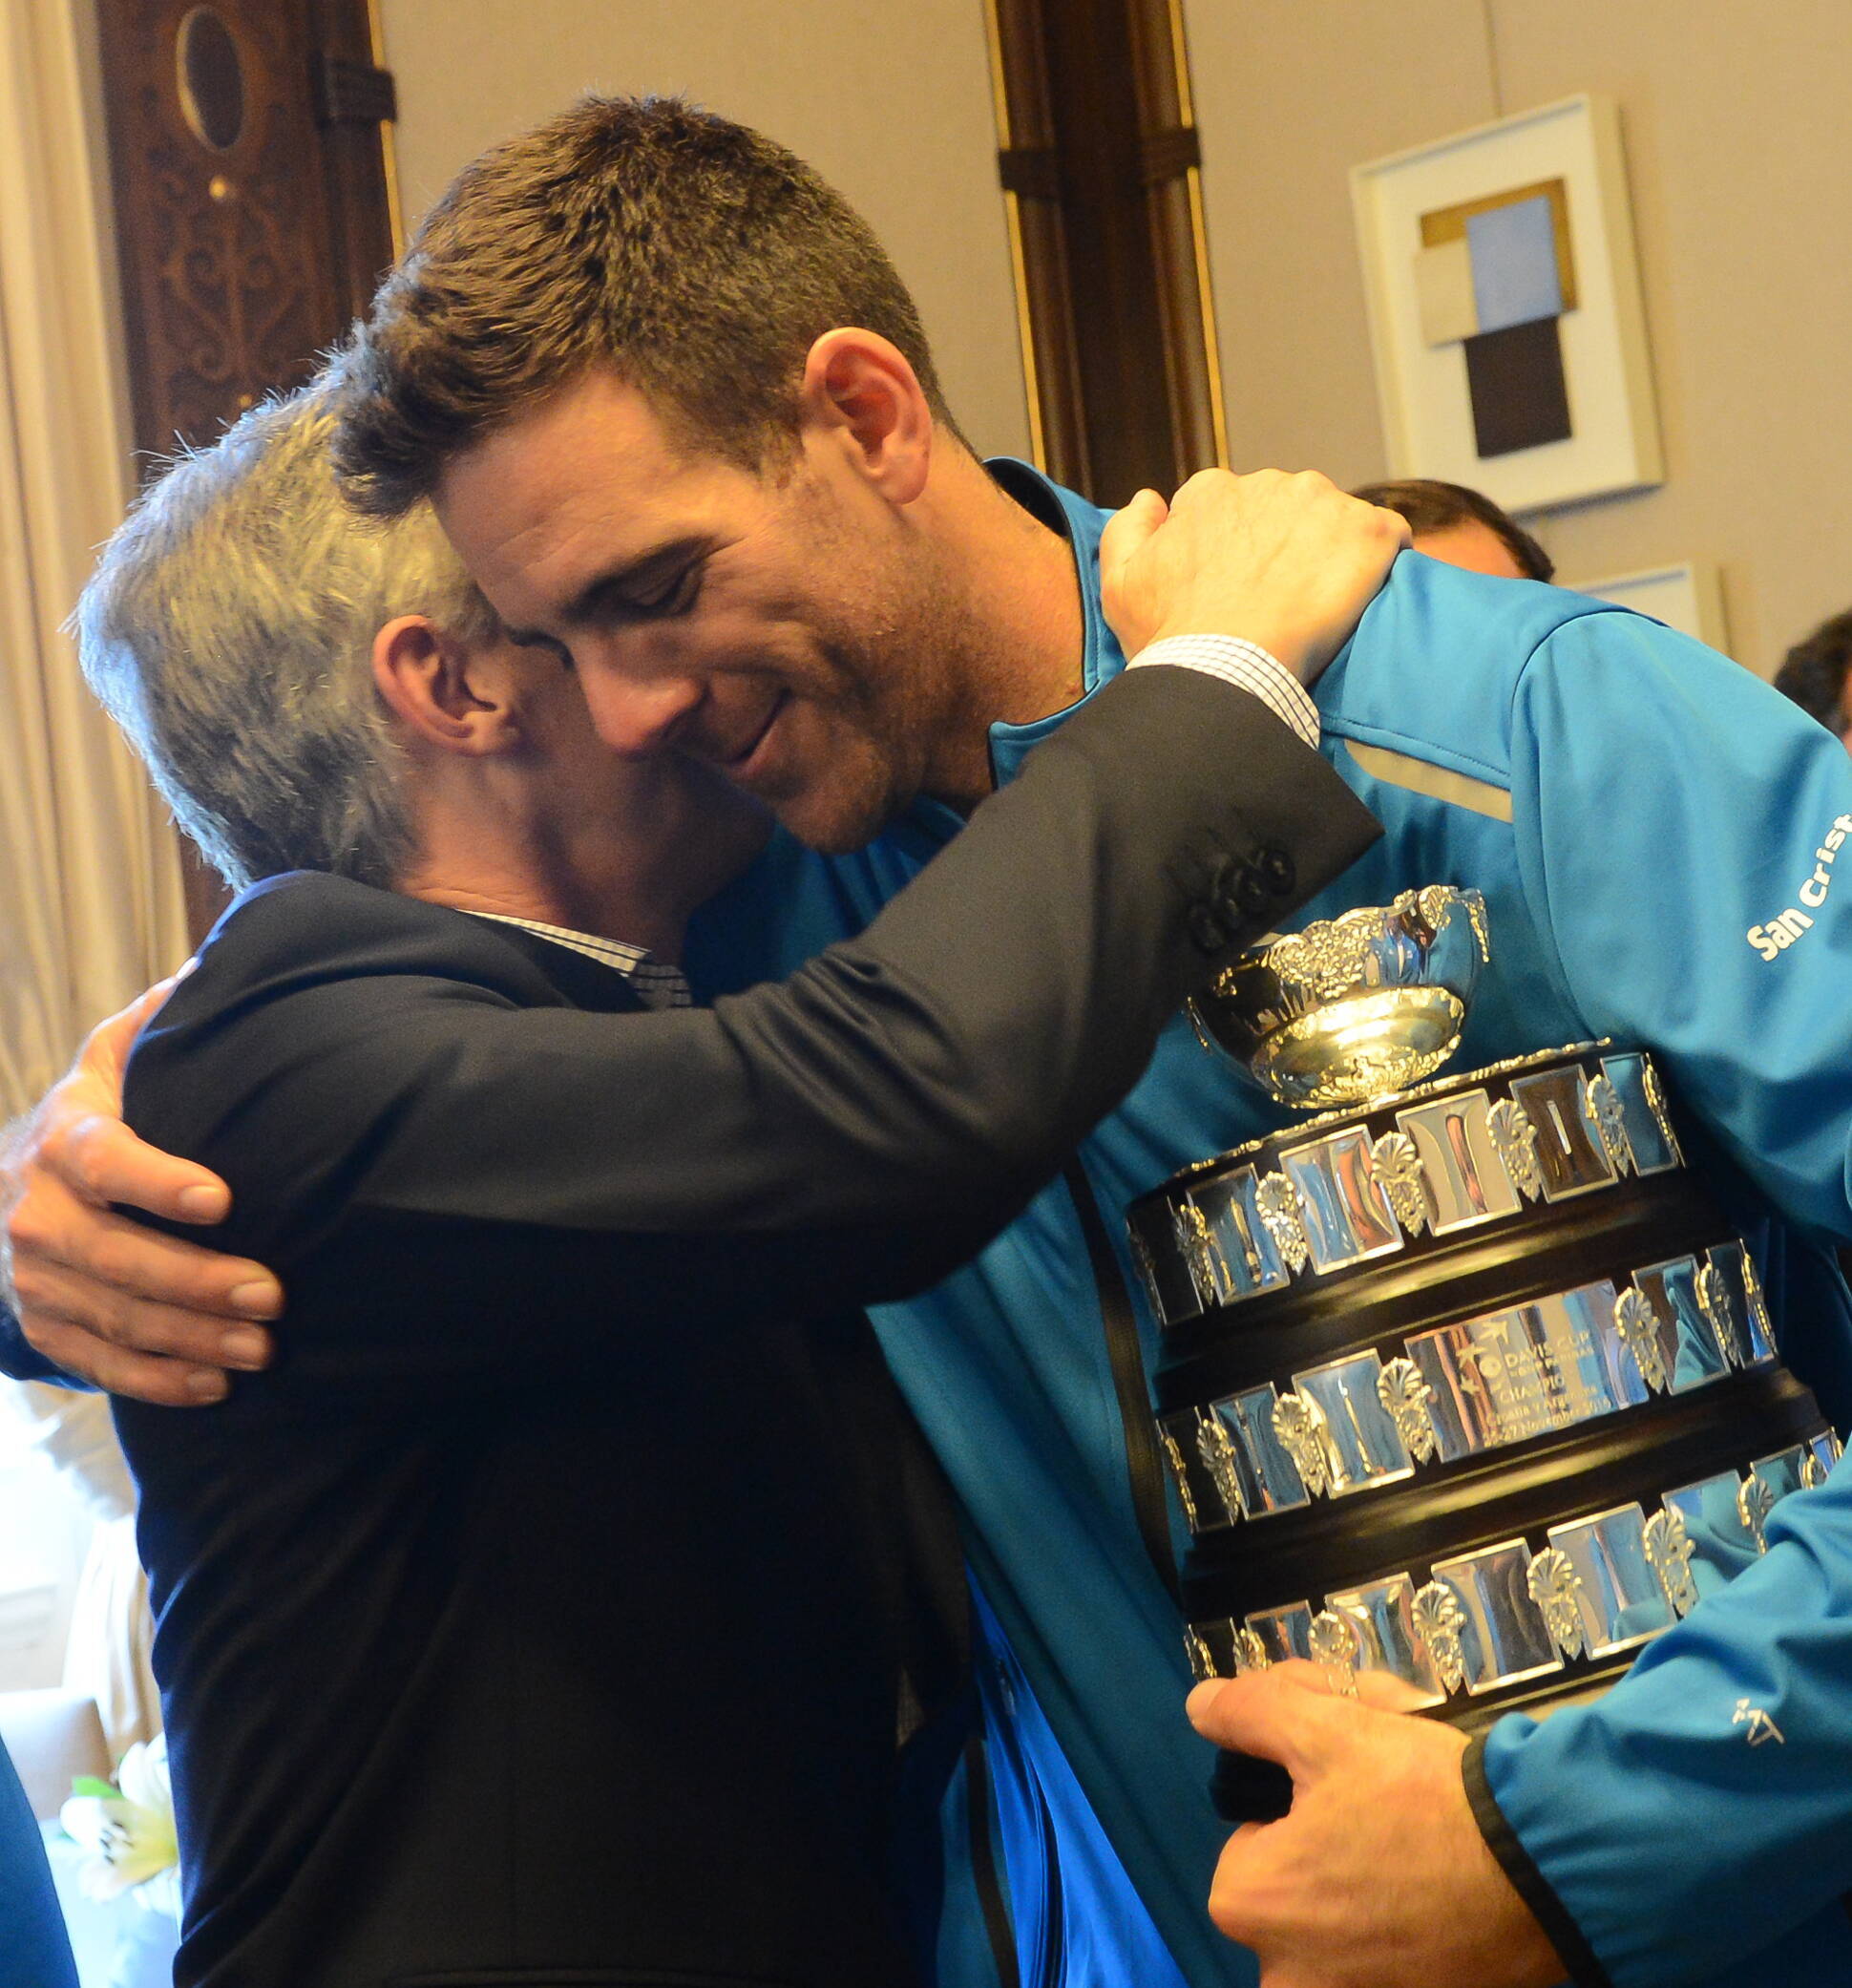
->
[1354,476,1553,582]
[1775,605,1852,749]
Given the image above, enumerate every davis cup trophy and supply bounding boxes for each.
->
[1126,887,1841,1819]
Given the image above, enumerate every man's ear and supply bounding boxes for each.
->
[371,617,520,757]
[797,328,933,504]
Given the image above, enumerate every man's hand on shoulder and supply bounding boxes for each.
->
[2,981,281,1406]
[1187,1664,1567,1988]
[1101,469,1410,685]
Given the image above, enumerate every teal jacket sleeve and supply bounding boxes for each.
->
[1479,609,1852,1987]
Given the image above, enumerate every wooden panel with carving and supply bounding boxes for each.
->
[93,0,393,466]
[92,0,397,937]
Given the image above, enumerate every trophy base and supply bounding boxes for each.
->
[1136,1041,1842,1828]
[1236,986,1466,1110]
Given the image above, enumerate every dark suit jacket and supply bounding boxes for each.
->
[95,667,1377,1987]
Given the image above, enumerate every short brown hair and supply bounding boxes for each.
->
[1351,477,1554,583]
[1775,607,1852,731]
[333,95,956,515]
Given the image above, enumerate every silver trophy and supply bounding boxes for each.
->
[1132,891,1837,1808]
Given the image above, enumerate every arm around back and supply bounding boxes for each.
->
[125,666,1378,1341]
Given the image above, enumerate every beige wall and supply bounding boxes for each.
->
[376,0,1032,460]
[1184,0,1852,675]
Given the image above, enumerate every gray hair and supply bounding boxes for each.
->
[74,385,495,890]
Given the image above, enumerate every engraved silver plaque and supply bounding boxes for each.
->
[1750,1445,1812,1509]
[1279,1129,1403,1273]
[1208,1387,1311,1519]
[1545,1504,1673,1656]
[1325,1575,1449,1706]
[1704,1240,1778,1365]
[1245,1602,1315,1665]
[1290,1352,1416,1495]
[1394,1090,1524,1235]
[1508,1066,1617,1201]
[1661,1468,1760,1594]
[1632,1257,1731,1393]
[1407,1284,1637,1462]
[1599,1052,1683,1174]
[1426,1541,1563,1694]
[1194,1168,1293,1305]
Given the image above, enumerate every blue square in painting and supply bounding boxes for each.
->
[1466,195,1563,332]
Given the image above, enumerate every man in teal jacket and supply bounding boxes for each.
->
[678,455,1852,1988]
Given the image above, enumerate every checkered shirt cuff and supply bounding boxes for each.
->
[1126,634,1319,749]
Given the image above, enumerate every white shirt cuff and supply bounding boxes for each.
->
[1126,634,1319,750]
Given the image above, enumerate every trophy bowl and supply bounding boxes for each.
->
[1189,885,1488,1110]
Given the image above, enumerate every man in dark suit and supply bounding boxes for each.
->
[3,384,1393,1986]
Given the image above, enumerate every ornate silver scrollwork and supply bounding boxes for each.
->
[1172,1200,1227,1308]
[1308,1610,1361,1696]
[1232,1625,1272,1675]
[1185,1625,1218,1682]
[1486,1098,1545,1201]
[1412,1581,1469,1696]
[1376,1355,1440,1463]
[1643,1508,1700,1618]
[1737,1472,1777,1552]
[1587,1074,1633,1177]
[1158,1426,1200,1531]
[1272,1391,1333,1497]
[1370,1130,1430,1237]
[1613,1286,1670,1393]
[1196,1415,1246,1524]
[1741,1253,1776,1353]
[1254,1173,1312,1274]
[1526,1547,1589,1659]
[1268,914,1377,1005]
[1641,1061,1684,1164]
[1409,884,1447,931]
[1695,1261,1744,1368]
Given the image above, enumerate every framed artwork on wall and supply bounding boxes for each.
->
[1570,560,1729,653]
[1352,95,1661,516]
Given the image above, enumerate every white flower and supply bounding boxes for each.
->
[60,1734,179,1907]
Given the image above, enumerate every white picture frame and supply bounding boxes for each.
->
[1569,560,1728,652]
[1351,95,1662,516]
